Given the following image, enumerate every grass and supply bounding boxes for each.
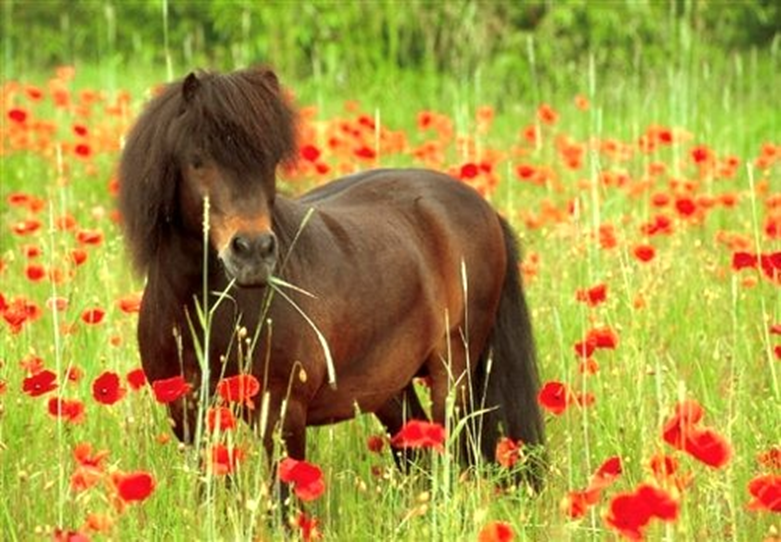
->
[0,51,779,542]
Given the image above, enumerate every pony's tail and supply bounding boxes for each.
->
[472,215,545,488]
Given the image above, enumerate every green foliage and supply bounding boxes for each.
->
[4,0,778,98]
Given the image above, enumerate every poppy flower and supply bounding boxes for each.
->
[354,146,377,160]
[8,108,28,123]
[216,374,260,409]
[114,471,155,502]
[52,529,90,542]
[575,283,607,307]
[682,427,732,469]
[295,512,323,542]
[278,457,326,501]
[563,488,600,519]
[92,371,126,405]
[25,263,46,281]
[586,326,619,350]
[604,483,678,540]
[495,437,523,468]
[20,355,45,374]
[126,368,147,390]
[209,444,245,476]
[117,293,142,314]
[537,103,559,125]
[537,381,572,415]
[460,163,480,179]
[48,397,85,423]
[633,244,656,263]
[73,442,109,468]
[300,144,321,162]
[206,406,237,432]
[151,375,192,403]
[366,434,385,454]
[662,399,704,448]
[732,251,757,271]
[75,229,103,246]
[757,447,781,470]
[12,218,41,236]
[746,473,781,512]
[74,143,92,158]
[81,308,105,325]
[390,420,446,452]
[71,248,88,266]
[477,520,515,542]
[22,369,58,397]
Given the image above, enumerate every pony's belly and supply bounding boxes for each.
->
[304,374,409,426]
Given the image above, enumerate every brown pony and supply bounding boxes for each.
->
[118,67,544,490]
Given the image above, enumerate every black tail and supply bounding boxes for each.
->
[472,216,545,486]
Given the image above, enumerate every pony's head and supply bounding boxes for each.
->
[118,67,297,287]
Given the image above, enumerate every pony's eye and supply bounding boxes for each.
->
[190,155,204,169]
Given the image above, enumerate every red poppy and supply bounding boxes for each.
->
[732,251,757,270]
[674,197,697,217]
[757,447,781,470]
[210,444,245,476]
[216,374,260,409]
[537,103,559,125]
[48,397,85,423]
[573,339,596,359]
[300,144,321,162]
[605,483,678,540]
[81,308,105,325]
[354,146,377,160]
[22,369,58,397]
[633,244,656,263]
[770,324,781,335]
[390,419,446,452]
[12,218,42,236]
[586,327,619,350]
[75,229,103,246]
[495,436,523,468]
[114,471,156,502]
[71,248,88,266]
[746,474,781,512]
[296,512,323,542]
[460,163,480,179]
[8,108,28,123]
[682,427,732,469]
[117,293,142,313]
[52,529,90,542]
[593,456,622,485]
[126,368,147,390]
[279,457,326,501]
[662,399,704,448]
[575,283,607,307]
[366,434,385,454]
[206,406,237,432]
[74,442,109,468]
[151,375,192,403]
[25,263,46,281]
[477,520,515,542]
[92,371,126,405]
[537,381,571,415]
[563,489,600,519]
[74,143,92,158]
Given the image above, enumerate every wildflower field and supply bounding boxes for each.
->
[1,57,779,542]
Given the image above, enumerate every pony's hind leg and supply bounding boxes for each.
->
[374,383,428,470]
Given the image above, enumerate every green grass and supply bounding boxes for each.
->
[0,53,779,542]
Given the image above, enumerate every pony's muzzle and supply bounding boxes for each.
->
[220,230,278,287]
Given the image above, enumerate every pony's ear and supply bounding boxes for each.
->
[257,67,280,93]
[182,72,200,102]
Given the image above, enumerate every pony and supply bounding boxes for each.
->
[118,66,544,493]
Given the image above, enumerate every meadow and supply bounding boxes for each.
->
[1,53,779,542]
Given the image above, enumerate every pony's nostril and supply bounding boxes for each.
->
[258,232,277,258]
[230,232,277,260]
[231,234,253,256]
